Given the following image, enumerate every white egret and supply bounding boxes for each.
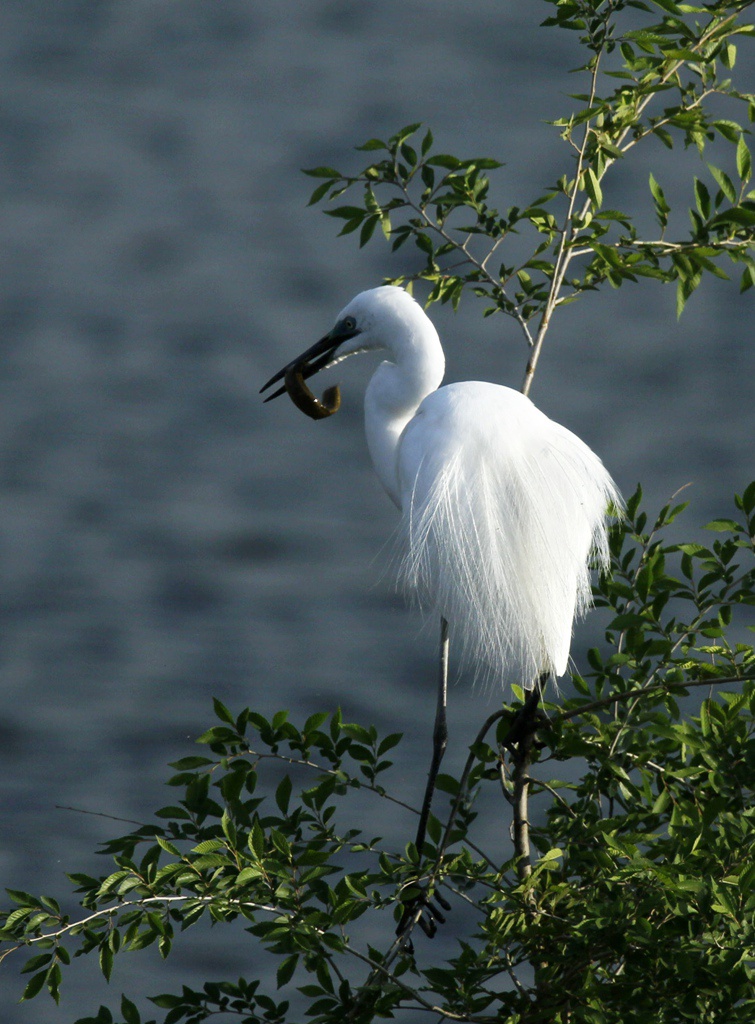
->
[261,285,620,859]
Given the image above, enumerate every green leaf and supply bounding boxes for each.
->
[650,0,682,13]
[584,167,603,208]
[302,165,341,178]
[221,808,236,844]
[649,173,670,228]
[704,519,740,533]
[722,42,737,70]
[237,865,263,885]
[391,122,422,145]
[708,164,737,205]
[192,839,225,855]
[250,819,265,859]
[713,120,743,144]
[213,698,235,725]
[427,154,462,170]
[343,722,373,745]
[169,756,213,771]
[380,209,392,240]
[304,711,329,734]
[377,732,402,755]
[121,994,141,1024]
[20,970,47,1002]
[435,772,460,795]
[412,232,432,257]
[46,961,62,1004]
[740,480,755,514]
[325,205,367,221]
[269,828,291,857]
[400,142,418,168]
[155,836,180,857]
[710,206,755,229]
[652,789,671,814]
[654,127,674,149]
[99,943,114,982]
[355,138,387,152]
[20,953,52,974]
[700,699,711,736]
[693,177,710,220]
[359,214,379,247]
[275,775,293,814]
[308,180,334,206]
[277,953,299,988]
[737,136,752,183]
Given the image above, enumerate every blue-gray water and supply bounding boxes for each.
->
[1,2,753,1019]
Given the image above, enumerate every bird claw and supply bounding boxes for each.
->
[500,685,545,756]
[396,888,451,942]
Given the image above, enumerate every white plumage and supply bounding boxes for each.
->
[261,285,620,691]
[398,380,616,688]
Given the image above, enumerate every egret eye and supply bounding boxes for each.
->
[342,316,357,332]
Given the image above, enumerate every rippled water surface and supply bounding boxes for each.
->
[1,2,753,1019]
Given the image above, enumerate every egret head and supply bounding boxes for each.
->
[260,286,424,419]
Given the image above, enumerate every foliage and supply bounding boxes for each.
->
[305,0,755,391]
[1,483,754,1022]
[2,2,755,1021]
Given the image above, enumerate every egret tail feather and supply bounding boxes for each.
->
[398,388,620,690]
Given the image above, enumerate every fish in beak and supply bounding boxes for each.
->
[260,318,360,420]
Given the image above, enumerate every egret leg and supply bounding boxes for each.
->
[398,618,450,940]
[414,616,449,857]
[504,673,547,890]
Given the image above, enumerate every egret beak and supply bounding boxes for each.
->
[260,322,359,421]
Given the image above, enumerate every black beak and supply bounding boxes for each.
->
[260,323,360,420]
[259,330,343,403]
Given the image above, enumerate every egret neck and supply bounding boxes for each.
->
[363,321,445,508]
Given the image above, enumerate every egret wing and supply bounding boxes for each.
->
[396,382,619,689]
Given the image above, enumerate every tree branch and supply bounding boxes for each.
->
[556,672,754,724]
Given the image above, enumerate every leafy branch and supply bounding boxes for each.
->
[2,485,753,1023]
[2,4,755,1021]
[304,0,755,386]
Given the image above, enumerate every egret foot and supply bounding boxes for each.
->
[500,678,546,756]
[397,888,451,942]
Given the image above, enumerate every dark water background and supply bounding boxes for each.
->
[0,1,752,1019]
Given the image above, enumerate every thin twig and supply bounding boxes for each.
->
[521,46,603,396]
[556,672,754,724]
[54,805,145,827]
[398,185,536,346]
[521,4,752,395]
[232,748,420,817]
[0,894,278,962]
